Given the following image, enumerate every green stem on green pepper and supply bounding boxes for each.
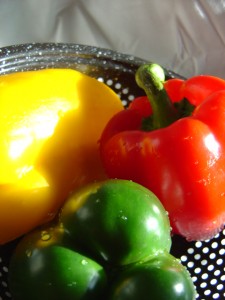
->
[135,63,179,130]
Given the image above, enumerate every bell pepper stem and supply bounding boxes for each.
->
[135,63,179,130]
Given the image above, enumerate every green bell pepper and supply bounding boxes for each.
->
[8,225,106,300]
[8,179,196,300]
[108,253,195,300]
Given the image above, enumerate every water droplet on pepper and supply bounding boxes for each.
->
[41,231,51,241]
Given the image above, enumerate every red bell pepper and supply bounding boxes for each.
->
[100,63,225,241]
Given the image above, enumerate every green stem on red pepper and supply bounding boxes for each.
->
[135,63,179,131]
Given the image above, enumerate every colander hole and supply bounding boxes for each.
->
[180,255,188,262]
[200,282,207,289]
[219,248,225,255]
[106,79,113,86]
[214,270,221,276]
[203,247,209,253]
[217,283,224,290]
[201,259,208,266]
[202,273,209,280]
[122,88,129,94]
[204,289,211,296]
[187,247,194,254]
[195,241,203,248]
[128,95,135,101]
[216,258,223,265]
[194,254,201,260]
[209,253,216,259]
[121,100,128,106]
[211,279,217,285]
[3,293,11,299]
[194,267,201,274]
[187,261,194,268]
[207,264,215,271]
[213,293,219,299]
[211,242,218,249]
[115,83,122,89]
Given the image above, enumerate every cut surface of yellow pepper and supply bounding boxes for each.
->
[0,68,124,244]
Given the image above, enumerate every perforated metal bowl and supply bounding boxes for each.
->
[0,43,224,300]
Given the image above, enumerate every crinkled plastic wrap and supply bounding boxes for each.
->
[0,0,225,78]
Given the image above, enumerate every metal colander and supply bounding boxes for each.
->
[0,43,224,300]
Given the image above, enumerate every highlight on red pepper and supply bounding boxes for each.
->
[8,179,196,300]
[99,63,225,241]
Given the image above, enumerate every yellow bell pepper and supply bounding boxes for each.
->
[0,68,124,244]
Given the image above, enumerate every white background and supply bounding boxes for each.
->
[0,0,225,78]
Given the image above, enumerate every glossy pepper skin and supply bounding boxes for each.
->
[108,253,195,300]
[0,69,124,244]
[8,179,195,300]
[100,63,225,241]
[59,179,171,266]
[8,225,107,300]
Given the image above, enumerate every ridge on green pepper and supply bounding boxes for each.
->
[99,63,225,241]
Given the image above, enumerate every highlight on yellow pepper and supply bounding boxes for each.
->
[0,68,124,244]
